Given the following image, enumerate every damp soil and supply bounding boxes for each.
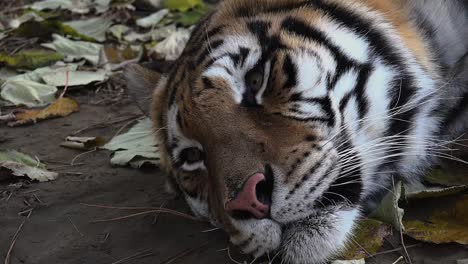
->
[1,94,467,264]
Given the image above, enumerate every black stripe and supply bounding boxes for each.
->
[239,47,250,67]
[283,54,297,88]
[353,64,373,123]
[281,17,356,76]
[289,95,336,127]
[286,155,329,199]
[273,112,330,124]
[307,0,405,69]
[194,39,224,66]
[247,20,271,45]
[387,77,417,135]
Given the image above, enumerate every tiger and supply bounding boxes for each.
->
[124,0,468,263]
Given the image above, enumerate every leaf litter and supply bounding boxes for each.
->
[2,0,467,263]
[0,150,58,182]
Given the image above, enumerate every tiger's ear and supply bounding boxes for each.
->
[124,62,170,116]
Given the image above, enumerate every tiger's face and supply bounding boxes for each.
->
[126,0,441,263]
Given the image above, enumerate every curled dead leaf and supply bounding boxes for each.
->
[403,195,468,245]
[61,136,106,150]
[8,97,79,127]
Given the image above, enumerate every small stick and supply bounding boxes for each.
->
[68,217,84,237]
[159,243,209,264]
[5,192,13,203]
[112,118,139,138]
[72,115,142,135]
[23,199,31,207]
[17,208,33,216]
[33,194,44,204]
[369,244,422,258]
[4,210,32,264]
[81,203,175,211]
[71,148,98,166]
[392,256,404,264]
[110,249,152,264]
[48,163,84,170]
[23,189,40,194]
[91,209,198,223]
[59,69,70,98]
[64,172,83,176]
[101,233,110,243]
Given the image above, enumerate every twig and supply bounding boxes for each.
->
[71,148,98,166]
[5,192,13,203]
[81,203,199,221]
[68,217,84,237]
[110,249,153,264]
[90,209,198,223]
[4,210,32,264]
[17,208,33,216]
[392,256,404,264]
[23,189,40,194]
[59,69,70,98]
[159,243,209,264]
[112,118,138,138]
[369,244,422,257]
[48,163,84,170]
[72,115,142,135]
[101,233,110,243]
[33,194,43,204]
[392,177,412,264]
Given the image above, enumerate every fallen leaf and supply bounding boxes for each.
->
[370,181,405,230]
[9,12,44,29]
[0,150,44,168]
[331,259,365,264]
[1,79,57,107]
[340,219,391,260]
[103,118,159,167]
[13,20,96,42]
[0,150,56,182]
[136,9,170,28]
[0,50,64,70]
[151,27,190,60]
[42,68,109,86]
[424,167,468,187]
[64,16,113,42]
[61,136,106,150]
[173,5,208,26]
[42,34,103,65]
[0,161,58,182]
[403,195,468,245]
[406,185,468,199]
[163,0,203,12]
[108,24,131,40]
[8,97,79,127]
[8,63,80,83]
[29,0,111,14]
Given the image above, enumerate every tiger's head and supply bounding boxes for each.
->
[125,0,438,263]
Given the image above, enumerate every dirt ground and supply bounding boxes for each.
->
[1,91,467,264]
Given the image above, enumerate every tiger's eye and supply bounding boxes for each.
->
[183,147,203,164]
[245,66,264,92]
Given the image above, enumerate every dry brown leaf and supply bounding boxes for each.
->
[8,97,79,127]
[404,195,468,245]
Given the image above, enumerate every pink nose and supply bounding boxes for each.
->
[225,173,270,219]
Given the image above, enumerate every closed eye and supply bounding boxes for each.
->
[177,147,205,171]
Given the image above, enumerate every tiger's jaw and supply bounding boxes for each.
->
[228,206,360,264]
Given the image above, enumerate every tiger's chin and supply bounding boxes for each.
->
[229,207,360,264]
[281,208,360,264]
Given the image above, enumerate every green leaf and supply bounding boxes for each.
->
[162,0,203,12]
[103,118,159,167]
[424,167,468,187]
[13,20,97,42]
[0,150,57,182]
[0,150,45,168]
[0,50,63,70]
[64,17,114,42]
[0,79,57,107]
[370,181,405,230]
[42,34,103,65]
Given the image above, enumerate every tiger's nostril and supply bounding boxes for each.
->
[225,170,274,220]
